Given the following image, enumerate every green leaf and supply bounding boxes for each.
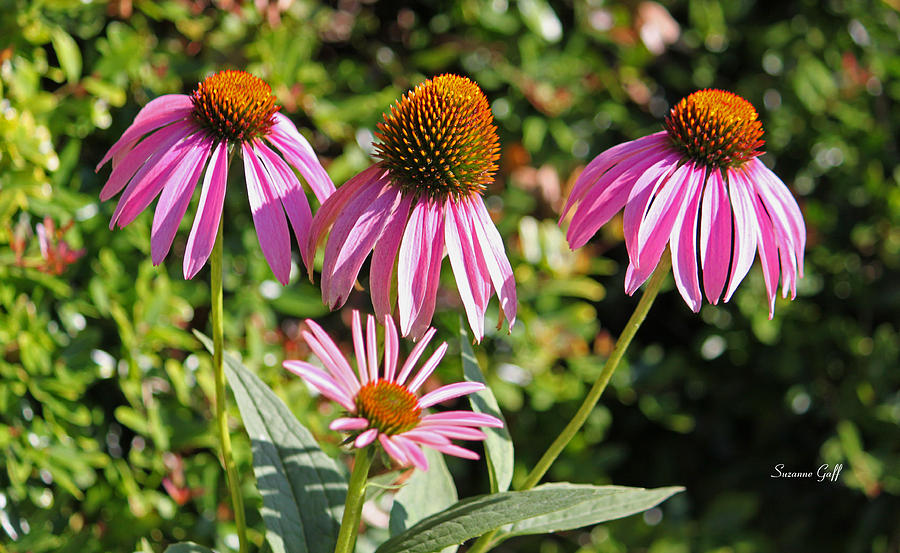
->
[163,543,217,553]
[195,332,347,553]
[375,483,683,553]
[50,27,81,83]
[389,449,459,553]
[459,321,513,493]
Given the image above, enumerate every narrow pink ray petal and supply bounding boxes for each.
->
[406,342,449,394]
[699,168,733,304]
[418,381,485,408]
[393,436,428,471]
[112,126,202,229]
[243,143,292,285]
[622,152,682,269]
[383,313,399,382]
[355,429,378,448]
[633,162,691,281]
[184,141,228,279]
[420,411,504,428]
[565,146,671,250]
[96,95,192,171]
[396,327,437,386]
[329,418,370,431]
[370,192,413,322]
[723,169,760,302]
[667,165,705,310]
[366,314,379,381]
[268,112,335,203]
[468,197,517,328]
[379,434,409,466]
[445,200,486,341]
[747,159,807,268]
[561,132,668,218]
[254,140,314,270]
[306,165,386,276]
[321,179,399,309]
[419,425,487,441]
[102,120,192,203]
[398,198,445,339]
[303,319,360,394]
[753,192,780,318]
[453,199,492,310]
[150,137,212,264]
[397,430,451,447]
[430,443,479,460]
[283,360,355,411]
[351,311,368,384]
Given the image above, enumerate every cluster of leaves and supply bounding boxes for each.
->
[2,0,899,552]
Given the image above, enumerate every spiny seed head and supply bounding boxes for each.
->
[374,74,501,201]
[190,70,279,143]
[355,379,422,435]
[664,89,765,169]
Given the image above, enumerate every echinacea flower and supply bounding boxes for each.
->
[562,89,805,317]
[284,310,503,471]
[307,74,516,341]
[96,70,334,284]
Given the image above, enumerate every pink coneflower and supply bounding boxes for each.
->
[562,89,805,317]
[284,310,503,471]
[307,75,516,341]
[35,217,85,275]
[96,70,334,284]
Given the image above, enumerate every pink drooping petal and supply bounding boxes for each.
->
[429,443,479,460]
[306,165,386,275]
[283,360,355,412]
[111,125,202,229]
[379,434,409,466]
[468,197,517,329]
[103,120,192,205]
[383,313,400,382]
[746,158,806,272]
[303,319,361,395]
[699,168,733,304]
[406,342,449,393]
[243,142,292,285]
[561,132,668,218]
[723,169,760,302]
[150,137,213,264]
[453,198,492,310]
[329,417,370,431]
[565,146,671,250]
[753,191,780,319]
[370,192,413,322]
[445,200,487,341]
[355,429,378,448]
[630,161,691,286]
[392,435,428,471]
[420,411,504,428]
[351,311,369,384]
[397,429,452,447]
[254,140,314,270]
[268,112,335,203]
[418,381,485,409]
[184,141,228,279]
[96,95,193,172]
[397,198,445,339]
[419,425,487,441]
[667,165,705,310]
[396,327,437,386]
[622,152,682,268]
[321,176,398,309]
[366,314,379,382]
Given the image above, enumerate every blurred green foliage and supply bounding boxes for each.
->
[1,0,898,552]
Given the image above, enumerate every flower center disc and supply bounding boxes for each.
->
[355,379,422,435]
[374,74,500,201]
[191,70,279,143]
[664,89,764,169]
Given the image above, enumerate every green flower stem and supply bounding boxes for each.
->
[467,255,671,553]
[335,447,374,553]
[211,220,249,553]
